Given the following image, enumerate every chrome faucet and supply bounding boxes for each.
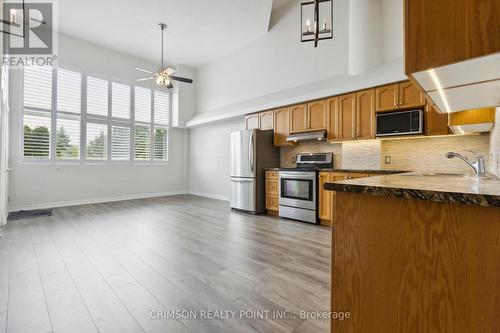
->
[445,151,486,176]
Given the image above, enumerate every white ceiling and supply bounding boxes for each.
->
[55,0,275,68]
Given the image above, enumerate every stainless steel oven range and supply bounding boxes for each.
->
[278,153,333,224]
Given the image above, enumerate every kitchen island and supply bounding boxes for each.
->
[325,172,500,333]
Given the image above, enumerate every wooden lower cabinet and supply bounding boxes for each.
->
[318,172,371,226]
[318,172,332,225]
[265,171,279,213]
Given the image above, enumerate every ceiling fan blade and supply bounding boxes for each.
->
[136,77,155,81]
[165,67,176,75]
[134,67,153,74]
[170,76,193,84]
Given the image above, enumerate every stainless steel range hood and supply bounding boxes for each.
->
[286,130,327,143]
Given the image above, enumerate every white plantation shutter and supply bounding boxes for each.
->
[23,110,51,159]
[57,69,81,113]
[56,114,80,160]
[87,77,109,116]
[135,87,151,123]
[21,67,172,164]
[134,125,151,160]
[112,82,130,119]
[24,66,52,109]
[154,91,169,125]
[153,127,168,161]
[86,123,108,160]
[111,126,130,160]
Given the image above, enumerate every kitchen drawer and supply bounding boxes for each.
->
[266,179,279,195]
[266,171,279,180]
[266,195,279,211]
[349,173,370,179]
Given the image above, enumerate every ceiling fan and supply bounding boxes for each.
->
[134,23,193,89]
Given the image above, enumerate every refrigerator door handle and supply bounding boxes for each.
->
[249,131,254,174]
[231,178,254,183]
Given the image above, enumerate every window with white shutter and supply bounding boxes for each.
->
[154,127,168,161]
[87,77,108,117]
[134,125,151,160]
[112,82,130,119]
[56,68,82,160]
[23,110,51,159]
[24,66,52,109]
[56,115,80,160]
[57,69,81,113]
[21,67,171,164]
[111,125,130,160]
[23,66,53,159]
[134,86,151,123]
[154,91,169,126]
[86,123,107,160]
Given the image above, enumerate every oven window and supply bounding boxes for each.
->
[281,178,313,201]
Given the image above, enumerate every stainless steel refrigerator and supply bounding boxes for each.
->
[230,129,279,214]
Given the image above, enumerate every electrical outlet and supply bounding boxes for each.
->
[384,156,391,164]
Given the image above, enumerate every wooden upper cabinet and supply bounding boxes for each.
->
[245,113,259,130]
[259,110,274,130]
[338,93,356,141]
[289,104,308,133]
[327,97,339,140]
[274,107,291,146]
[425,104,449,136]
[399,81,425,109]
[375,84,399,112]
[356,89,375,140]
[307,99,329,131]
[405,0,500,74]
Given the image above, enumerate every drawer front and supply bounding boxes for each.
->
[349,173,370,179]
[266,171,279,179]
[266,179,279,195]
[266,195,279,211]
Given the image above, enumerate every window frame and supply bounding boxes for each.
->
[20,67,171,165]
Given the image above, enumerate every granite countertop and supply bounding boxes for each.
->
[266,167,406,174]
[325,171,500,207]
[319,168,406,174]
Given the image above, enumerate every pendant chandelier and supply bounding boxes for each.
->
[301,0,333,47]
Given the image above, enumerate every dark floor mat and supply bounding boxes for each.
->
[8,209,53,221]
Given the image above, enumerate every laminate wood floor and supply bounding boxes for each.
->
[0,195,330,333]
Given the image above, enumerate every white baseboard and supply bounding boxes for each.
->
[188,191,229,201]
[8,190,188,212]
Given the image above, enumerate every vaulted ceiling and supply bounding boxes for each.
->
[55,0,277,68]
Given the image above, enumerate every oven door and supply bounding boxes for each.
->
[279,171,316,210]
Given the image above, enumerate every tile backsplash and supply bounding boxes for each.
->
[280,134,491,173]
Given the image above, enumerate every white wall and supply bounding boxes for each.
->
[188,118,244,200]
[8,34,189,211]
[188,0,405,200]
[196,0,350,114]
[194,0,404,119]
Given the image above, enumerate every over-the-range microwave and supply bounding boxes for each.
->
[376,109,424,137]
